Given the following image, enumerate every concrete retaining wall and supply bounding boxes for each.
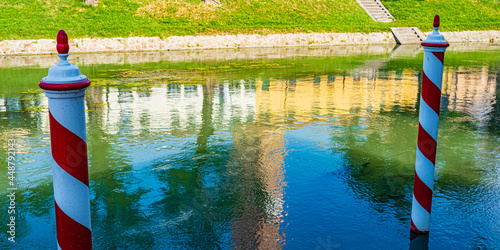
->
[1,30,497,56]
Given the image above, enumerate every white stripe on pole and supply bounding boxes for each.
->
[411,194,431,231]
[423,53,445,90]
[48,96,87,142]
[415,148,436,189]
[52,159,91,230]
[418,98,440,140]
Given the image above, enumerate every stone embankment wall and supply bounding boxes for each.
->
[0,42,496,69]
[0,45,395,68]
[1,30,498,56]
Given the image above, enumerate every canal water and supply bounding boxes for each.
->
[1,44,499,249]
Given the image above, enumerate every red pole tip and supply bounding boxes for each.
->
[56,30,69,54]
[433,15,440,28]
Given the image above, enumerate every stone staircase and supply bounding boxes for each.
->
[356,0,394,23]
[390,27,426,44]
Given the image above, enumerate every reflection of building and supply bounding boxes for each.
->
[94,83,256,135]
[254,66,498,127]
[230,127,286,249]
[257,130,286,249]
[255,69,420,123]
[443,66,498,128]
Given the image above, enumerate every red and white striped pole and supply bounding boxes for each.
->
[39,30,92,249]
[410,15,449,235]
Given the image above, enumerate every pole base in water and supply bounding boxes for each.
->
[410,220,429,235]
[410,225,429,235]
[410,232,429,250]
[410,230,429,239]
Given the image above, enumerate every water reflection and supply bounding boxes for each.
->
[0,47,499,249]
[409,233,429,250]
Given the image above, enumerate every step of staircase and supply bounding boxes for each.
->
[371,12,390,16]
[356,0,394,22]
[366,7,387,11]
[390,27,426,44]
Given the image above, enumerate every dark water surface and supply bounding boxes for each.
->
[1,44,499,249]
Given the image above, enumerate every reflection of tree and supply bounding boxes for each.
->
[335,109,489,218]
[0,93,44,131]
[144,81,285,248]
[0,94,49,248]
[196,80,215,154]
[150,80,232,248]
[489,70,500,134]
[334,113,416,216]
[85,86,148,249]
[0,177,53,248]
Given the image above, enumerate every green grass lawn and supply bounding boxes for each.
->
[382,0,500,32]
[0,0,498,40]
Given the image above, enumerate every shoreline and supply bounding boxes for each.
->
[1,43,498,69]
[1,30,499,56]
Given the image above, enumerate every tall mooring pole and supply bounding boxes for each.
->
[410,15,449,235]
[39,30,92,249]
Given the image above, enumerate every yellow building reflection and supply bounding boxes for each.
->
[255,69,421,123]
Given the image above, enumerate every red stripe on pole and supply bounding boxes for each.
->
[417,123,437,164]
[39,79,90,91]
[413,171,433,213]
[55,201,92,249]
[432,52,445,64]
[420,42,449,48]
[410,219,419,232]
[421,72,442,115]
[49,111,89,186]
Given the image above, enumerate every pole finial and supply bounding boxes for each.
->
[41,29,88,84]
[433,15,440,28]
[421,14,448,48]
[56,30,69,54]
